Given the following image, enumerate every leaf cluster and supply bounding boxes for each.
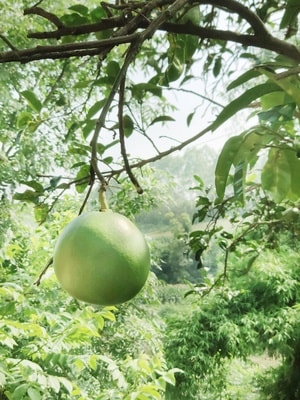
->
[164,246,300,399]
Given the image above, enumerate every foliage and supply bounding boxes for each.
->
[164,244,300,399]
[0,201,178,399]
[1,1,300,399]
[0,1,299,221]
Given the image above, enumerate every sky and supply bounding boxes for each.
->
[99,51,256,164]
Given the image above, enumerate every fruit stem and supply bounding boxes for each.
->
[99,184,110,212]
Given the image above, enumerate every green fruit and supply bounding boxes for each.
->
[53,211,150,305]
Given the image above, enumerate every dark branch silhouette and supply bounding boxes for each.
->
[0,0,299,63]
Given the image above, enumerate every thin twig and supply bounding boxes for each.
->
[275,66,300,80]
[0,34,18,51]
[118,76,143,193]
[78,166,96,215]
[43,59,69,105]
[34,257,53,286]
[108,122,213,177]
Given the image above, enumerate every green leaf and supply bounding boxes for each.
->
[82,119,96,139]
[211,82,280,131]
[21,90,42,113]
[215,129,275,201]
[47,375,61,393]
[227,69,262,91]
[13,383,29,398]
[90,6,106,22]
[106,61,121,78]
[164,56,184,84]
[213,56,222,78]
[233,161,246,204]
[88,354,98,371]
[258,66,300,107]
[75,164,90,193]
[34,204,49,224]
[86,99,106,120]
[280,0,300,30]
[16,111,33,128]
[60,13,89,26]
[234,130,273,166]
[131,83,162,100]
[123,115,134,137]
[102,156,113,164]
[20,180,44,192]
[286,149,300,199]
[58,377,73,393]
[261,148,291,203]
[27,387,41,400]
[13,190,41,203]
[68,5,89,16]
[260,91,292,109]
[182,35,199,63]
[181,6,201,25]
[187,111,195,126]
[140,385,161,399]
[149,115,175,126]
[215,135,245,200]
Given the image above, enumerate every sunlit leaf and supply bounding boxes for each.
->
[286,148,300,199]
[16,111,33,128]
[34,204,49,224]
[75,164,90,193]
[86,99,106,120]
[215,135,245,201]
[27,387,42,400]
[261,148,291,202]
[48,375,61,393]
[21,90,42,113]
[58,377,73,393]
[258,67,300,108]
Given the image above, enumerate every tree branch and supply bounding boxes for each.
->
[1,20,300,64]
[24,7,65,29]
[108,122,213,178]
[89,0,191,186]
[200,0,268,36]
[118,76,143,194]
[26,15,126,40]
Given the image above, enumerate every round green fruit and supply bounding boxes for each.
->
[53,211,150,305]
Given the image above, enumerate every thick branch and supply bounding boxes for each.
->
[26,15,126,39]
[0,34,139,63]
[200,0,268,36]
[165,23,300,62]
[24,7,64,29]
[1,19,300,64]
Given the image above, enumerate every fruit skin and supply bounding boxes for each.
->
[53,211,150,305]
